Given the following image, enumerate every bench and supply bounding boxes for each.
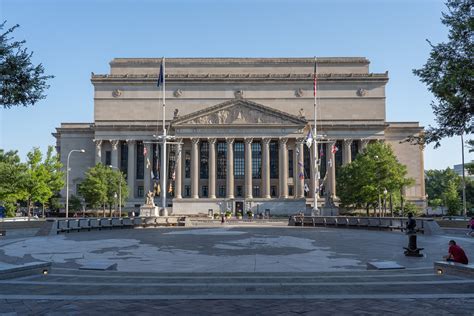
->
[57,220,70,233]
[348,218,359,227]
[434,261,474,277]
[0,230,6,236]
[325,217,337,227]
[111,218,123,228]
[358,218,369,228]
[335,217,348,227]
[90,218,100,230]
[122,218,133,228]
[368,218,381,229]
[79,219,91,231]
[100,218,112,229]
[144,217,157,228]
[133,217,143,226]
[68,220,80,232]
[314,217,326,226]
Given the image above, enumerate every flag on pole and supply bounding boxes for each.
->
[331,144,339,154]
[313,59,317,97]
[146,158,151,169]
[304,183,309,193]
[143,146,148,157]
[305,129,313,148]
[157,60,164,87]
[299,172,304,180]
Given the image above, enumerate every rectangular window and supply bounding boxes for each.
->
[288,149,294,178]
[184,185,191,197]
[217,142,227,179]
[288,185,294,197]
[252,142,262,179]
[236,185,243,197]
[351,140,359,161]
[270,185,277,197]
[105,151,111,166]
[137,186,144,198]
[270,141,279,179]
[136,142,144,180]
[234,142,245,179]
[120,142,128,176]
[202,185,208,198]
[219,185,226,197]
[185,151,191,179]
[200,141,209,179]
[168,148,176,180]
[252,185,260,198]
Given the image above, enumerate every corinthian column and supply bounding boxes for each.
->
[175,139,183,199]
[359,139,370,154]
[296,138,305,198]
[191,138,200,199]
[261,138,271,199]
[126,140,136,199]
[226,138,235,199]
[342,139,353,165]
[327,141,336,198]
[95,140,102,165]
[208,138,217,199]
[244,138,253,199]
[279,138,288,198]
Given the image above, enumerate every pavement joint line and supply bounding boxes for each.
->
[39,273,441,279]
[1,294,474,300]
[2,280,473,287]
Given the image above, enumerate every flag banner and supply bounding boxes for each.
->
[168,183,173,193]
[328,158,333,168]
[151,171,155,179]
[304,183,309,193]
[298,161,304,167]
[155,183,161,195]
[305,130,313,148]
[313,59,317,97]
[299,172,304,180]
[172,170,176,181]
[331,144,339,154]
[143,146,148,157]
[146,158,151,169]
[320,147,324,157]
[157,61,164,87]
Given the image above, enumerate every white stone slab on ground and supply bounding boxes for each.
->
[367,261,405,270]
[79,261,117,271]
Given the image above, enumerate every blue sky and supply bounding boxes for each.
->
[0,0,471,169]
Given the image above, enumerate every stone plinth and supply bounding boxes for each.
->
[139,205,159,217]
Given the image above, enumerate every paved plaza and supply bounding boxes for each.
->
[1,226,473,314]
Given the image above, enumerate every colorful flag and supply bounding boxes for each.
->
[328,158,333,168]
[304,183,309,193]
[143,146,148,156]
[319,147,324,157]
[313,59,317,97]
[168,183,173,193]
[305,129,313,148]
[146,158,151,169]
[157,60,164,87]
[299,172,304,180]
[331,144,338,154]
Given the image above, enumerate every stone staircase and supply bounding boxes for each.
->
[0,266,473,300]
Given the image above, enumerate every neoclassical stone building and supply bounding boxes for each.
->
[54,57,425,215]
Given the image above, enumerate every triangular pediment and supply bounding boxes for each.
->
[172,99,307,126]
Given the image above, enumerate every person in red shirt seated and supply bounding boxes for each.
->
[444,240,469,264]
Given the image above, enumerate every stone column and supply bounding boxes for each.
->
[296,138,305,198]
[359,139,370,154]
[175,139,183,199]
[226,138,235,199]
[327,141,336,198]
[342,139,353,165]
[279,138,288,198]
[208,138,217,199]
[126,140,136,199]
[95,140,102,165]
[261,138,271,199]
[244,138,253,199]
[144,142,152,195]
[191,138,200,199]
[110,140,119,168]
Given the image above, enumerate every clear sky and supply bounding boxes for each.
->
[0,0,472,169]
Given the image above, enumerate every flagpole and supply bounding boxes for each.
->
[313,57,320,216]
[161,57,168,216]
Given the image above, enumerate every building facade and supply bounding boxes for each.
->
[54,57,426,215]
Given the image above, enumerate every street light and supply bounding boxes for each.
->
[383,188,388,217]
[108,165,122,217]
[66,149,85,218]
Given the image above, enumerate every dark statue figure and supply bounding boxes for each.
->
[403,212,424,257]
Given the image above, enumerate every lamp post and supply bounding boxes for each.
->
[375,155,381,217]
[66,149,85,218]
[109,165,122,217]
[383,188,388,217]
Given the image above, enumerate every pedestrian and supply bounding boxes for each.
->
[443,240,469,264]
[467,217,474,237]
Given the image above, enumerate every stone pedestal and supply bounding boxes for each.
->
[140,205,159,217]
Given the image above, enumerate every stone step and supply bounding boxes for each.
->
[19,273,460,284]
[0,278,473,297]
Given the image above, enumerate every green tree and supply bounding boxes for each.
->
[337,142,414,216]
[68,195,83,214]
[79,164,128,217]
[412,0,473,147]
[425,168,461,211]
[0,22,54,109]
[0,149,27,217]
